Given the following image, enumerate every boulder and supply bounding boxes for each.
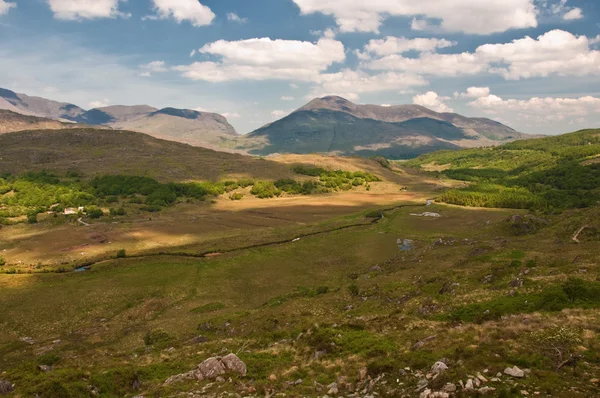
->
[0,380,13,395]
[504,366,525,378]
[220,353,247,376]
[164,371,197,386]
[431,361,448,374]
[444,383,457,392]
[197,357,226,379]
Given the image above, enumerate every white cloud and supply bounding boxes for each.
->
[309,70,428,101]
[562,7,582,20]
[469,93,600,123]
[410,18,434,32]
[222,112,241,119]
[478,30,600,80]
[591,35,600,45]
[366,51,488,77]
[365,30,600,80]
[175,38,345,82]
[140,61,168,76]
[227,12,247,23]
[454,86,491,98]
[413,91,454,113]
[271,110,288,118]
[289,83,299,89]
[190,49,196,57]
[48,0,130,20]
[0,0,16,15]
[281,96,295,101]
[381,104,392,107]
[88,99,110,108]
[364,36,456,57]
[292,0,538,34]
[150,0,215,27]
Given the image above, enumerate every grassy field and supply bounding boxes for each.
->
[0,200,598,397]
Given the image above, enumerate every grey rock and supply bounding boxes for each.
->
[294,378,303,385]
[431,361,448,374]
[0,380,13,395]
[220,353,247,376]
[188,336,209,344]
[444,383,457,392]
[504,366,525,378]
[37,365,52,372]
[164,371,197,386]
[465,379,474,390]
[198,357,226,379]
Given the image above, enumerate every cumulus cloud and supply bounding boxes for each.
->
[150,0,214,26]
[174,37,345,82]
[281,96,295,101]
[365,30,600,80]
[88,99,110,108]
[271,110,288,118]
[222,112,241,119]
[48,0,130,20]
[190,49,196,57]
[469,93,600,123]
[364,37,456,56]
[0,0,16,15]
[562,7,583,20]
[289,83,299,89]
[454,87,491,98]
[413,91,454,113]
[227,12,247,23]
[309,70,428,101]
[292,0,538,34]
[139,61,168,76]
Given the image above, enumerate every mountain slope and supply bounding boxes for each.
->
[0,88,239,149]
[0,128,291,182]
[243,96,527,158]
[0,110,109,134]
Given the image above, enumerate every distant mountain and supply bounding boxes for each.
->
[241,96,528,159]
[0,109,109,135]
[0,88,239,149]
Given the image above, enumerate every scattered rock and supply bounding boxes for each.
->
[268,374,277,381]
[591,378,599,384]
[476,372,488,383]
[359,367,367,382]
[294,378,303,385]
[481,275,493,284]
[164,371,197,386]
[19,337,35,345]
[465,379,474,390]
[431,361,448,375]
[37,365,52,372]
[509,278,524,288]
[215,376,225,383]
[410,212,441,218]
[412,335,437,351]
[479,386,496,394]
[416,378,429,391]
[370,265,383,272]
[197,357,226,380]
[314,350,327,360]
[504,366,525,378]
[327,382,339,395]
[444,383,457,392]
[188,336,209,344]
[0,380,13,395]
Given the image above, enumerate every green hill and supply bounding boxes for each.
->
[407,129,600,210]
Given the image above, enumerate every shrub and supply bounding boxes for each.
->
[109,207,126,216]
[37,352,61,366]
[348,284,360,296]
[529,327,582,369]
[316,286,329,295]
[0,256,5,266]
[144,329,174,347]
[251,181,282,199]
[87,207,104,219]
[229,193,244,201]
[27,213,38,224]
[116,249,126,258]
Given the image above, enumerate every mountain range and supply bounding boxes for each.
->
[0,88,530,158]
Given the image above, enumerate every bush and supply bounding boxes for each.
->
[37,352,61,366]
[87,207,104,219]
[109,207,126,216]
[316,286,329,295]
[251,181,282,199]
[529,326,582,369]
[348,284,360,296]
[116,249,126,258]
[27,213,38,224]
[144,329,174,347]
[229,193,244,201]
[0,256,5,266]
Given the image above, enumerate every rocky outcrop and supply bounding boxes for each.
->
[164,353,247,386]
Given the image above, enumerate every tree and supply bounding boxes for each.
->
[529,326,582,371]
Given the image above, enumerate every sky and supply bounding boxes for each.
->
[0,0,599,135]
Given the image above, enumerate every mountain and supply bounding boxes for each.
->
[241,96,528,159]
[0,88,239,149]
[0,128,291,182]
[0,109,109,135]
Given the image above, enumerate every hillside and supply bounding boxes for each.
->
[0,110,108,134]
[241,96,527,158]
[0,88,239,149]
[407,129,600,209]
[0,128,290,182]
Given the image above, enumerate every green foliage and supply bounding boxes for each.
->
[109,207,126,216]
[348,283,360,296]
[291,165,327,176]
[37,352,61,366]
[86,206,103,219]
[447,278,600,323]
[251,181,282,199]
[409,129,600,210]
[229,193,244,201]
[529,326,583,368]
[27,212,38,224]
[0,256,5,266]
[143,329,174,347]
[116,249,126,258]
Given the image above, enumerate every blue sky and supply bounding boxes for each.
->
[0,0,599,134]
